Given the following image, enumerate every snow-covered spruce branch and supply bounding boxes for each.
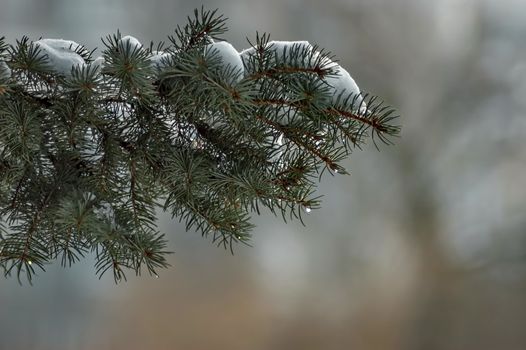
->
[0,8,399,283]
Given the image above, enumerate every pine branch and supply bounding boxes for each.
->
[0,8,400,283]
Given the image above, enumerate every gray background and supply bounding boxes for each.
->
[1,0,526,349]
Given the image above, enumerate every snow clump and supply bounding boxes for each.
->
[149,50,172,69]
[240,40,314,73]
[34,39,86,76]
[322,58,366,112]
[205,41,244,84]
[118,35,143,51]
[240,40,365,112]
[90,56,105,73]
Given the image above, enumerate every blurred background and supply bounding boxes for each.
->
[1,0,526,349]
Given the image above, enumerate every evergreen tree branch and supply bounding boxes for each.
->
[0,8,400,283]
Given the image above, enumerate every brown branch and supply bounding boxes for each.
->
[329,108,389,133]
[253,97,386,132]
[247,65,329,80]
